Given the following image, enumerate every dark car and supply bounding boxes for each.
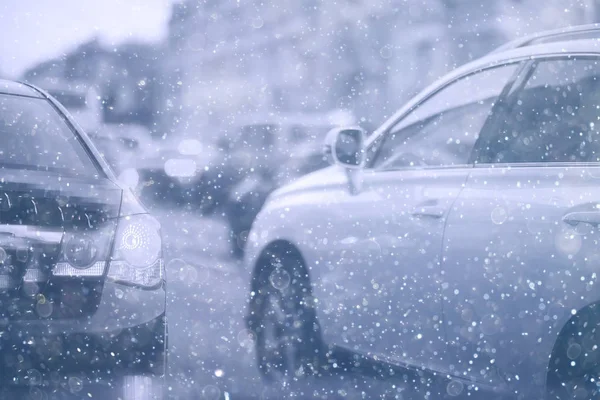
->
[0,80,166,399]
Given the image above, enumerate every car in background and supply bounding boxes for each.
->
[206,110,356,257]
[243,35,600,400]
[134,134,219,207]
[0,79,166,399]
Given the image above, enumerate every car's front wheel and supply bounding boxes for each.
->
[248,246,325,385]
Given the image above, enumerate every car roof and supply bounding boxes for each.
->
[230,110,356,128]
[492,23,600,53]
[0,79,43,98]
[367,38,600,147]
[450,38,600,80]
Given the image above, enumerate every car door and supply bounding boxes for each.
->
[314,63,520,371]
[442,56,600,394]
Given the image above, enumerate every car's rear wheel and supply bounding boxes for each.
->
[547,305,600,399]
[248,246,325,385]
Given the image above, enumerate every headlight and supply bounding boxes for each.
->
[107,214,164,288]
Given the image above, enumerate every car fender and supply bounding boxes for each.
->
[244,200,324,290]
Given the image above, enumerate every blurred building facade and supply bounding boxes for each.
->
[22,38,164,132]
[162,0,592,140]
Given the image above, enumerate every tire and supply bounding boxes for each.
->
[30,374,165,400]
[547,305,600,399]
[247,247,325,385]
[119,375,165,400]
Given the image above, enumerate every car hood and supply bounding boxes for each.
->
[271,166,346,198]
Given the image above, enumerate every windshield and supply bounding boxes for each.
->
[0,94,97,175]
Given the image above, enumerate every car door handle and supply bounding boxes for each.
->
[411,202,445,219]
[563,211,600,226]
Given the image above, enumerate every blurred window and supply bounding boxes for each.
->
[478,58,600,164]
[0,94,96,175]
[373,64,518,170]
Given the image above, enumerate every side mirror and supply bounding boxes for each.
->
[324,127,366,169]
[324,127,366,195]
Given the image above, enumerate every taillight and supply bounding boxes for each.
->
[53,221,116,278]
[107,214,163,288]
[53,214,164,288]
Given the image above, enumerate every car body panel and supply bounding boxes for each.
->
[443,164,600,396]
[323,167,469,369]
[248,166,467,367]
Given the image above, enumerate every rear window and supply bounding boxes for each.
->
[0,94,98,175]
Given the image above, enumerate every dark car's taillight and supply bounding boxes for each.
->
[52,214,164,288]
[53,221,116,277]
[107,214,163,288]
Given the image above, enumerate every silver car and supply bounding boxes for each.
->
[244,27,600,399]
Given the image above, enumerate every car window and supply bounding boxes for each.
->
[477,58,600,164]
[0,94,97,175]
[372,64,518,170]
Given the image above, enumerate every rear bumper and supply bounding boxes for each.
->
[0,281,166,384]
